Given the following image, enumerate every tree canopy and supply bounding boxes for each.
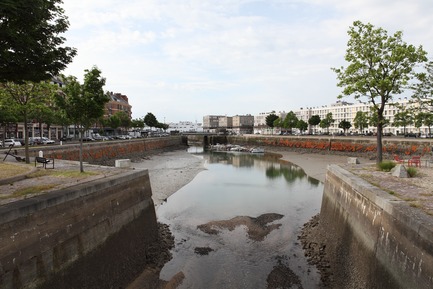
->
[0,0,77,83]
[332,20,427,162]
[353,111,369,133]
[0,81,58,162]
[57,67,109,172]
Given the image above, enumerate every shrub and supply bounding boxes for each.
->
[407,167,417,177]
[377,161,396,172]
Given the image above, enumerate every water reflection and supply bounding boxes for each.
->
[158,148,324,288]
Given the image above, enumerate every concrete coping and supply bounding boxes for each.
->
[115,159,131,168]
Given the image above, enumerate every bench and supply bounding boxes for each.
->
[35,156,55,169]
[408,156,421,167]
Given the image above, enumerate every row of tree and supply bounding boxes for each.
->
[0,1,166,171]
[265,111,352,135]
[266,21,433,163]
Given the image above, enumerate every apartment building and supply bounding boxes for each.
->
[294,99,425,135]
[105,92,132,119]
[167,121,203,133]
[219,116,233,130]
[232,115,254,134]
[203,115,225,132]
[253,111,287,134]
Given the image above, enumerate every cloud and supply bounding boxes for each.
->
[61,0,433,123]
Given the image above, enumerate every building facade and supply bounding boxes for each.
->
[167,121,203,133]
[232,115,254,134]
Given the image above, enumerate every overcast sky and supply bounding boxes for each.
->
[61,0,433,123]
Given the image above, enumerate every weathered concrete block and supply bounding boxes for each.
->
[347,157,360,164]
[391,164,408,178]
[115,159,131,168]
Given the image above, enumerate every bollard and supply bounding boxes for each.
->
[39,150,43,157]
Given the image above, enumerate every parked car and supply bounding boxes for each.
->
[41,137,55,144]
[82,136,95,141]
[1,139,22,147]
[29,137,55,145]
[60,135,73,141]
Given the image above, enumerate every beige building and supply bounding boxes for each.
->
[232,115,254,134]
[203,115,225,132]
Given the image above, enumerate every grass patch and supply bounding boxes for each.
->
[28,169,99,179]
[409,202,421,208]
[0,184,59,199]
[377,161,396,172]
[0,163,32,179]
[407,167,417,178]
[420,193,433,197]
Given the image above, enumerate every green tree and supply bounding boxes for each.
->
[368,108,390,129]
[131,118,145,130]
[338,119,352,134]
[412,60,433,111]
[106,114,121,135]
[415,112,433,137]
[0,81,57,162]
[144,112,158,128]
[393,110,414,135]
[0,89,18,144]
[308,115,321,134]
[283,111,299,134]
[114,111,131,134]
[57,67,109,172]
[273,117,283,131]
[296,119,308,133]
[0,0,77,83]
[332,20,427,162]
[265,113,279,134]
[353,111,369,134]
[319,112,334,134]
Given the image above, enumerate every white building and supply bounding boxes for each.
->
[294,99,429,135]
[167,121,203,133]
[253,111,287,134]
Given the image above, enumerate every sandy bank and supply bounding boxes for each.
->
[273,150,372,183]
[130,149,206,208]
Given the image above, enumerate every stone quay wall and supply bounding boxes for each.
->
[320,165,433,288]
[226,135,433,157]
[0,136,186,289]
[0,169,157,289]
[27,136,187,165]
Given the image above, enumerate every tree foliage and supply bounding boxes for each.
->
[319,112,334,133]
[296,119,308,133]
[353,111,369,133]
[393,110,414,135]
[338,119,352,134]
[0,0,77,83]
[412,60,433,111]
[265,114,279,128]
[144,112,158,128]
[308,115,320,133]
[0,81,57,162]
[332,20,427,162]
[57,67,109,172]
[283,111,298,133]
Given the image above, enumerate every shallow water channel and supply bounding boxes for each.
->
[157,148,324,288]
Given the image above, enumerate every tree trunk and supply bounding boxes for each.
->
[24,113,30,164]
[79,129,84,173]
[376,123,383,163]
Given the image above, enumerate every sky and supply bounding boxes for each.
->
[61,0,433,123]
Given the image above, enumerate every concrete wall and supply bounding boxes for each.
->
[28,136,185,164]
[0,169,157,289]
[320,165,433,288]
[226,135,433,156]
